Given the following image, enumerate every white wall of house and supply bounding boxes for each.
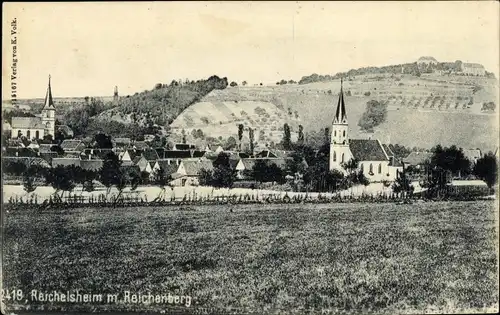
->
[359,160,390,182]
[12,128,45,139]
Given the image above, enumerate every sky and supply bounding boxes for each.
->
[2,1,499,99]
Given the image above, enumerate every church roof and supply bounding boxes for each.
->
[11,117,45,129]
[349,139,388,162]
[333,79,347,124]
[43,75,55,110]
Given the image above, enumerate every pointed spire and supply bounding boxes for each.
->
[333,77,347,124]
[43,74,55,110]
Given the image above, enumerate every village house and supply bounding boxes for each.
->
[10,76,56,140]
[402,151,433,169]
[60,139,86,154]
[329,80,400,182]
[171,160,214,186]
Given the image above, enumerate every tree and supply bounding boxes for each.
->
[324,127,330,144]
[181,129,187,144]
[94,133,113,149]
[392,171,414,195]
[224,136,237,150]
[98,152,124,198]
[238,124,244,150]
[44,166,77,202]
[203,152,237,188]
[153,167,173,201]
[358,100,388,132]
[250,160,284,183]
[242,81,248,86]
[249,128,255,154]
[282,123,291,150]
[41,134,54,144]
[298,125,304,145]
[230,81,238,87]
[430,145,471,177]
[473,153,498,188]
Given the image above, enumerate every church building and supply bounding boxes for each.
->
[329,79,401,182]
[11,75,56,140]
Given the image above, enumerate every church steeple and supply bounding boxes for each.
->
[329,77,351,171]
[43,75,55,110]
[333,77,347,124]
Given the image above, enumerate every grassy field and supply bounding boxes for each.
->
[3,201,499,314]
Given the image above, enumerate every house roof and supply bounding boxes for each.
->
[156,160,179,174]
[11,117,45,129]
[155,149,191,159]
[191,150,206,158]
[132,141,149,150]
[382,144,395,158]
[143,148,160,161]
[181,160,214,176]
[389,157,404,167]
[403,152,432,166]
[239,158,287,170]
[113,138,131,146]
[52,158,81,168]
[39,152,58,164]
[60,140,84,151]
[174,143,195,151]
[80,159,103,171]
[38,144,55,153]
[254,150,277,158]
[349,139,388,162]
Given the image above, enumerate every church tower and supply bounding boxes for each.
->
[41,75,56,138]
[329,78,351,171]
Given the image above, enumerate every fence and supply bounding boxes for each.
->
[4,189,492,211]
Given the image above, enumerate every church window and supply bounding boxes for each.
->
[369,163,373,174]
[17,130,22,138]
[27,130,31,139]
[360,163,364,172]
[35,131,40,139]
[334,130,337,137]
[333,151,336,161]
[341,153,345,163]
[343,130,346,137]
[46,122,51,128]
[378,163,382,174]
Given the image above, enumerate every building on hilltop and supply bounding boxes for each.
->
[10,75,56,140]
[417,56,438,66]
[329,79,401,182]
[461,63,485,76]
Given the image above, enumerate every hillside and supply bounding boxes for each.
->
[94,76,229,127]
[169,100,300,146]
[202,73,499,152]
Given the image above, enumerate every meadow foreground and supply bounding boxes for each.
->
[2,201,499,314]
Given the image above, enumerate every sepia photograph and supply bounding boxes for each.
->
[1,1,499,314]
